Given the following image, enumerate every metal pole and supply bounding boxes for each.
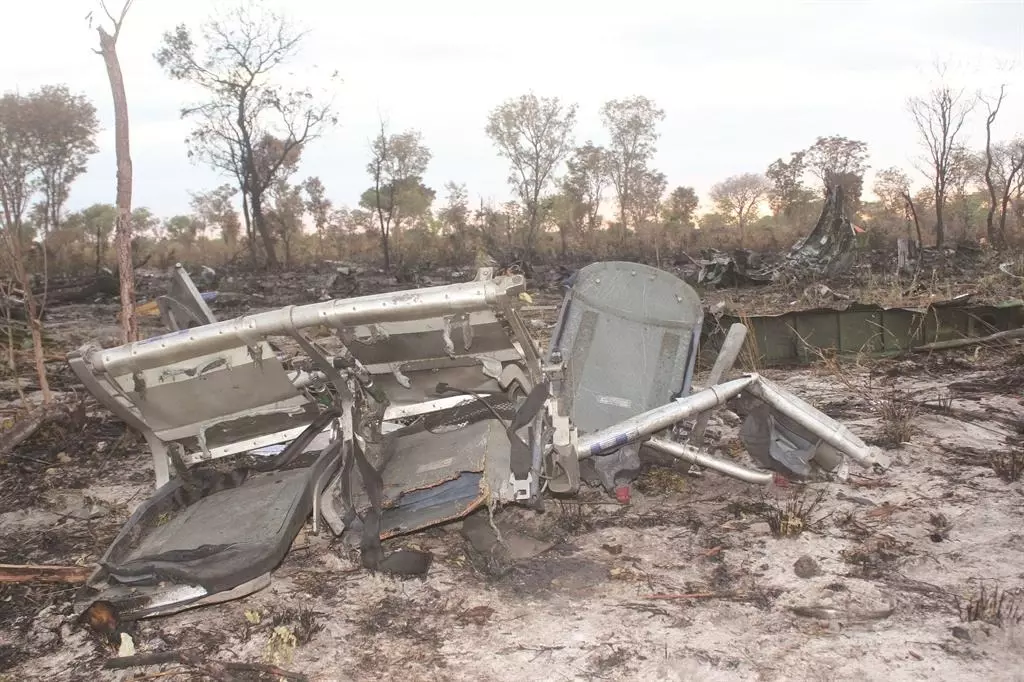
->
[646,437,773,485]
[94,276,525,376]
[577,375,757,459]
[689,323,748,448]
[743,376,887,470]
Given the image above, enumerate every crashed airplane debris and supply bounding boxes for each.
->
[66,261,889,621]
[696,183,860,286]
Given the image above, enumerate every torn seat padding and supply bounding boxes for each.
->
[99,441,341,594]
[348,399,518,539]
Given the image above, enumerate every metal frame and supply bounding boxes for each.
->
[68,270,529,491]
[69,262,889,537]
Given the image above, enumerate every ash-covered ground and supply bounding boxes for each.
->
[2,266,1024,682]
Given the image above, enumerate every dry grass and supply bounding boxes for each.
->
[990,449,1024,483]
[958,585,1024,627]
[738,314,763,372]
[755,489,830,538]
[876,386,920,447]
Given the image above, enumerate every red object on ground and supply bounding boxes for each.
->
[773,473,790,487]
[614,485,631,504]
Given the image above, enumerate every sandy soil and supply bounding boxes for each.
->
[3,293,1024,682]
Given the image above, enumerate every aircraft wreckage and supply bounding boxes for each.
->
[66,261,889,620]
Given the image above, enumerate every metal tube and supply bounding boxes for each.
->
[577,375,757,459]
[744,376,888,470]
[690,322,748,448]
[94,276,524,376]
[646,437,773,485]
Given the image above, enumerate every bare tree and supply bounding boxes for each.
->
[907,69,977,246]
[362,122,432,271]
[486,94,577,259]
[982,85,1007,244]
[709,173,770,246]
[91,0,138,341]
[600,96,665,231]
[155,1,338,269]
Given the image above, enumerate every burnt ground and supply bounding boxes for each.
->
[3,268,1024,681]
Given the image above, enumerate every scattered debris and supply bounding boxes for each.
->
[790,604,895,623]
[0,400,73,458]
[63,261,886,621]
[782,184,858,278]
[10,254,1024,679]
[102,649,309,681]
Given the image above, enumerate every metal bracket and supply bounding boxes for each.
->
[510,472,534,501]
[547,413,580,494]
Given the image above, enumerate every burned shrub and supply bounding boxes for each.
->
[958,585,1024,627]
[755,489,829,538]
[990,449,1024,483]
[876,387,919,447]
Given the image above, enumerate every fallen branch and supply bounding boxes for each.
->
[911,327,1024,353]
[0,563,94,583]
[103,650,309,681]
[0,400,71,457]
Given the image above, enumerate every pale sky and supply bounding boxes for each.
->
[3,0,1023,220]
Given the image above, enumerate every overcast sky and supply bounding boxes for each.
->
[3,0,1023,220]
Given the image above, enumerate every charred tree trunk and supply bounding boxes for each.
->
[983,87,1005,245]
[902,191,923,248]
[98,25,137,342]
[249,191,278,270]
[240,189,258,269]
[934,185,946,247]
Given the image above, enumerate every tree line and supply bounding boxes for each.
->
[3,2,1024,284]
